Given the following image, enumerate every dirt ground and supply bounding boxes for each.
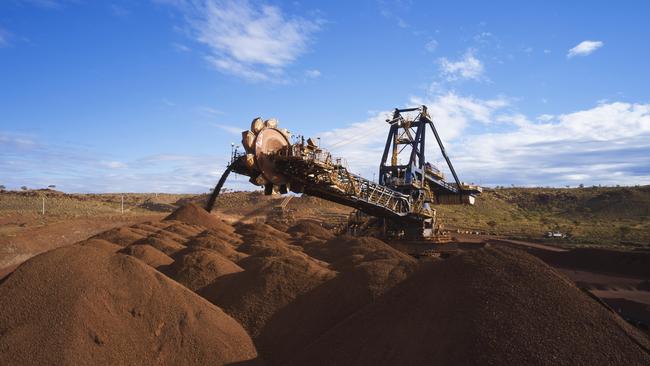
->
[0,190,350,279]
[0,212,165,278]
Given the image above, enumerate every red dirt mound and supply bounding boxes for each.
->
[236,223,292,242]
[265,220,290,232]
[199,254,336,338]
[257,237,417,364]
[130,221,172,232]
[236,239,305,259]
[148,229,190,244]
[162,222,205,238]
[234,223,305,259]
[303,235,415,271]
[76,238,122,252]
[90,226,148,247]
[119,244,174,269]
[134,235,186,255]
[0,245,259,365]
[187,230,246,261]
[165,203,234,234]
[287,220,334,240]
[287,246,650,366]
[165,248,243,292]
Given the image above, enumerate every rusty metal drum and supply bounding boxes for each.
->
[254,128,289,185]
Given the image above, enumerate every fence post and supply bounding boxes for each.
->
[121,195,124,214]
[42,197,45,215]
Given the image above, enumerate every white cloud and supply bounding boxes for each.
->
[496,113,531,127]
[172,42,191,52]
[0,140,240,193]
[101,161,127,169]
[318,92,510,176]
[214,124,242,135]
[438,50,484,81]
[169,0,321,82]
[305,69,321,78]
[473,31,493,44]
[452,102,650,186]
[567,40,604,58]
[564,174,590,181]
[204,56,271,82]
[197,106,223,116]
[425,39,438,53]
[318,97,650,187]
[0,132,36,148]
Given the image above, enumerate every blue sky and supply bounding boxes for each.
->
[1,0,649,192]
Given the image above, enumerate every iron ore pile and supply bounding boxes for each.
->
[0,203,648,365]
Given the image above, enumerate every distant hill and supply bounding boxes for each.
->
[437,186,650,247]
[492,186,650,221]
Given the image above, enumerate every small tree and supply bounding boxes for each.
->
[48,185,56,189]
[20,186,28,191]
[0,185,5,191]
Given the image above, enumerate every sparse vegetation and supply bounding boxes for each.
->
[437,185,650,248]
[486,220,497,233]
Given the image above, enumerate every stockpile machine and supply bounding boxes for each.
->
[207,105,481,240]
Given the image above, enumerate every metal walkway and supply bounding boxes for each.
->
[273,153,414,221]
